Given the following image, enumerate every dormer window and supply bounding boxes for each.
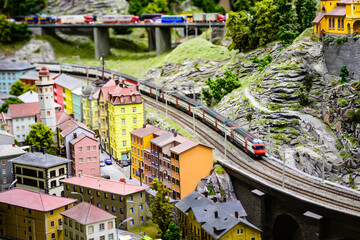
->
[132,96,136,102]
[120,97,124,103]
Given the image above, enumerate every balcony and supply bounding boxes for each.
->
[163,153,171,160]
[57,225,63,231]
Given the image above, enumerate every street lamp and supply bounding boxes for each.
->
[117,217,133,240]
[71,192,84,202]
[127,201,141,234]
[8,179,17,189]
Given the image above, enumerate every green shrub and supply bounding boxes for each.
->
[250,54,273,71]
[215,165,225,175]
[347,109,360,125]
[340,66,350,84]
[338,98,349,106]
[0,15,31,44]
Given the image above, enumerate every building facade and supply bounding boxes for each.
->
[0,188,76,240]
[60,175,148,230]
[313,0,360,37]
[108,83,143,160]
[20,70,59,88]
[72,87,83,122]
[61,202,116,240]
[0,61,35,94]
[130,125,166,183]
[175,191,261,240]
[69,133,100,177]
[10,152,71,196]
[82,85,99,132]
[0,143,25,191]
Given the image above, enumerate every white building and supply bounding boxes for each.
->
[7,102,39,142]
[61,202,117,240]
[36,66,56,132]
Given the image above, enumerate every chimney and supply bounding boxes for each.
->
[12,143,15,147]
[143,124,146,128]
[42,147,47,154]
[115,79,120,85]
[214,211,218,218]
[213,196,217,203]
[73,133,77,139]
[174,131,177,137]
[203,191,208,198]
[235,211,239,218]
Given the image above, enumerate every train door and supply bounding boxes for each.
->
[245,135,252,153]
[230,129,233,142]
[150,88,152,97]
[176,98,178,108]
[188,104,191,115]
[203,108,206,122]
[162,93,165,102]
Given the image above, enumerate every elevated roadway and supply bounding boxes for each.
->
[29,22,225,58]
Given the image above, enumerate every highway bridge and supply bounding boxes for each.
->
[29,22,225,58]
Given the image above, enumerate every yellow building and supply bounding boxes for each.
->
[63,87,73,114]
[108,83,144,160]
[130,125,167,182]
[313,0,360,38]
[176,191,262,240]
[81,85,99,133]
[0,188,76,240]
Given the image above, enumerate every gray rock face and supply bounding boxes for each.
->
[196,164,237,201]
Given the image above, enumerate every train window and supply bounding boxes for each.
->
[253,146,265,150]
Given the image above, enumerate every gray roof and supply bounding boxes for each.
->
[0,61,35,71]
[10,152,71,168]
[0,130,14,145]
[175,191,212,214]
[55,74,86,91]
[0,144,25,158]
[150,132,173,145]
[19,70,59,81]
[0,92,15,100]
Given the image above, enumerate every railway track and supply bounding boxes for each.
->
[144,96,360,217]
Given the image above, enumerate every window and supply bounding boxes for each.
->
[50,221,55,227]
[73,186,77,191]
[119,196,124,202]
[50,210,54,215]
[50,170,56,177]
[120,97,124,103]
[80,187,83,193]
[50,180,56,188]
[121,108,125,113]
[51,233,55,239]
[237,228,244,234]
[93,157,97,162]
[2,169,5,174]
[79,158,83,163]
[131,96,135,102]
[87,157,91,162]
[88,225,94,234]
[122,119,125,125]
[108,221,113,229]
[132,107,136,112]
[86,146,90,152]
[109,233,114,240]
[47,111,50,116]
[130,220,134,226]
[122,129,126,135]
[104,192,108,198]
[59,168,64,175]
[93,146,96,151]
[75,222,79,230]
[97,203,100,208]
[140,216,143,222]
[123,141,126,147]
[97,191,100,197]
[139,192,143,198]
[139,204,143,210]
[120,208,124,214]
[112,206,115,212]
[1,160,5,165]
[99,223,105,231]
[130,207,133,213]
[3,177,7,184]
[133,118,137,124]
[88,189,91,195]
[78,147,82,152]
[111,194,115,200]
[100,236,105,240]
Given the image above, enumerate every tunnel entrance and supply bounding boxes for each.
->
[273,214,302,240]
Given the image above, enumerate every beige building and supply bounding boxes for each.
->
[60,175,147,230]
[61,202,116,240]
[10,152,71,196]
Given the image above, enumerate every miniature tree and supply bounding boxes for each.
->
[149,179,173,237]
[25,123,57,155]
[339,66,349,84]
[9,80,25,96]
[163,222,180,240]
[0,97,22,113]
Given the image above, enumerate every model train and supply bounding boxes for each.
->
[37,62,265,158]
[8,13,225,24]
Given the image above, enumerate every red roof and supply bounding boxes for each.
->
[61,202,116,224]
[108,85,141,105]
[0,188,76,212]
[56,111,72,125]
[58,119,94,137]
[60,175,148,196]
[7,102,39,118]
[130,124,162,138]
[70,133,98,145]
[325,6,346,16]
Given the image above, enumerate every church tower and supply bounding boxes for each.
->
[36,66,56,132]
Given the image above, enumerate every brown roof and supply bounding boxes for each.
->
[61,202,116,224]
[325,6,346,16]
[313,13,325,23]
[60,175,148,195]
[108,85,141,105]
[59,119,94,137]
[0,188,76,212]
[69,133,98,145]
[7,102,39,118]
[130,125,162,138]
[170,140,212,154]
[56,111,72,125]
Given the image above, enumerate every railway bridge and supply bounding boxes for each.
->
[29,22,225,58]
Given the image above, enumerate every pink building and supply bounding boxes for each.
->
[53,83,63,110]
[69,133,100,177]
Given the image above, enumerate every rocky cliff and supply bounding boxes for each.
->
[144,34,360,189]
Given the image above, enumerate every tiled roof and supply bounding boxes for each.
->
[312,13,325,23]
[0,61,35,71]
[108,85,142,105]
[0,144,25,158]
[59,119,94,137]
[150,132,176,146]
[60,175,148,196]
[98,85,117,102]
[69,133,98,145]
[325,6,346,16]
[7,102,39,118]
[54,74,86,91]
[19,70,59,81]
[61,202,116,224]
[0,188,76,212]
[171,140,201,154]
[175,191,213,214]
[56,111,72,125]
[10,152,71,168]
[130,125,162,138]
